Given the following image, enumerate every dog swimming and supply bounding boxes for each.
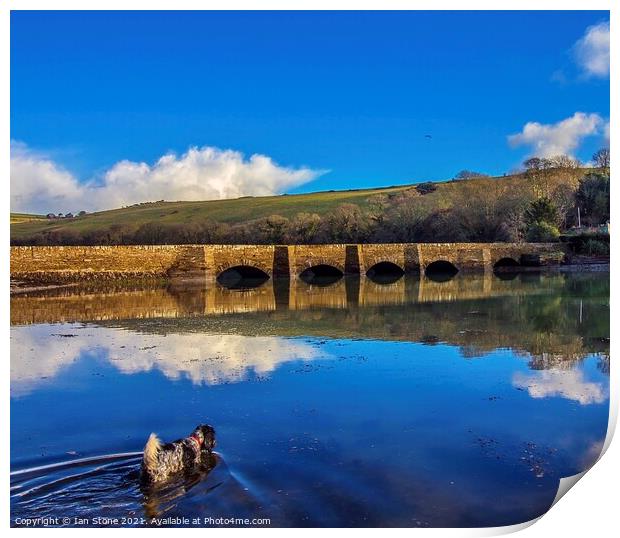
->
[140,424,216,485]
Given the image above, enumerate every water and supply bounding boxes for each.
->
[10,271,610,527]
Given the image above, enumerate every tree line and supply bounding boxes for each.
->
[12,150,610,247]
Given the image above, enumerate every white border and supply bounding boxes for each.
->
[3,1,615,536]
[0,1,616,10]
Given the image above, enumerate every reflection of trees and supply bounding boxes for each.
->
[111,278,608,373]
[597,355,610,375]
[524,296,564,333]
[11,273,609,373]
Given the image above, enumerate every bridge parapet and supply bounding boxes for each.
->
[359,244,405,273]
[417,242,568,273]
[417,243,489,272]
[288,244,353,275]
[204,245,276,280]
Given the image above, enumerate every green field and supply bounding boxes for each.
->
[10,174,530,240]
[10,213,47,225]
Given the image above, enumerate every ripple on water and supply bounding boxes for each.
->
[11,452,268,527]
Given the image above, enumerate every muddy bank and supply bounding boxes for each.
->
[10,280,79,296]
[10,277,168,296]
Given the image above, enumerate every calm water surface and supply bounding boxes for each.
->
[10,272,610,527]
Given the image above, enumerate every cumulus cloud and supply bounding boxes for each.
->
[603,120,610,146]
[508,112,605,158]
[573,21,610,78]
[10,142,325,214]
[10,142,86,214]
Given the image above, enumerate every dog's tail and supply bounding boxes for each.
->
[143,433,161,472]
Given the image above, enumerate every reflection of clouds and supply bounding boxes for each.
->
[512,369,607,405]
[10,325,87,397]
[108,332,323,385]
[11,325,325,397]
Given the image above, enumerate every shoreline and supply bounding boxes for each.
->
[10,280,80,296]
[556,262,610,273]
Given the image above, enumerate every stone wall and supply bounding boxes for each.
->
[358,244,405,273]
[10,245,191,283]
[416,242,567,272]
[206,245,276,279]
[10,242,568,283]
[288,244,351,275]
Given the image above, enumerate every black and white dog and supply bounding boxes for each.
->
[140,424,216,485]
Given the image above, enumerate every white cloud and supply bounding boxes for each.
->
[573,21,610,78]
[10,143,86,214]
[512,369,607,405]
[10,142,325,214]
[508,112,605,158]
[603,121,610,146]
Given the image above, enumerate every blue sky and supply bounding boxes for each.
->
[10,11,610,213]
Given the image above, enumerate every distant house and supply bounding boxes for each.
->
[46,213,56,219]
[65,212,74,218]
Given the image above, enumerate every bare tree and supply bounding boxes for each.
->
[523,157,548,172]
[548,154,583,188]
[523,157,554,198]
[549,155,581,170]
[287,213,322,244]
[593,148,610,170]
[318,204,373,243]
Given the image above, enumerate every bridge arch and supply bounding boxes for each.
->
[366,261,405,284]
[299,264,344,286]
[209,246,275,284]
[297,258,347,274]
[424,260,459,282]
[216,265,270,289]
[492,257,521,281]
[493,257,521,269]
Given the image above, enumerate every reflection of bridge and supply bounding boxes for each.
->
[11,243,567,283]
[11,273,560,325]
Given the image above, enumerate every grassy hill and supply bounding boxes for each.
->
[9,183,422,239]
[10,213,47,225]
[11,175,530,240]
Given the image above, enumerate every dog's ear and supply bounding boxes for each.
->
[200,425,216,449]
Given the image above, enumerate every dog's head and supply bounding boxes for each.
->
[194,424,216,450]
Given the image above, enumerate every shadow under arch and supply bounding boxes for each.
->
[299,264,344,287]
[493,257,521,281]
[217,266,270,289]
[366,261,405,285]
[425,260,459,282]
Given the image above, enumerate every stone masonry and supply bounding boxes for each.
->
[10,242,568,283]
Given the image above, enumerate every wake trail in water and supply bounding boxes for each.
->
[11,451,143,479]
[10,450,273,527]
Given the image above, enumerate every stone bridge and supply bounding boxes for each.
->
[209,242,566,278]
[10,242,567,283]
